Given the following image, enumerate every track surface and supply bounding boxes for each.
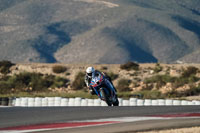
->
[37,118,200,133]
[1,106,200,132]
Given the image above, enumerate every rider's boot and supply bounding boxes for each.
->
[110,88,117,102]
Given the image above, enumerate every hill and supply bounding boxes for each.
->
[0,0,200,63]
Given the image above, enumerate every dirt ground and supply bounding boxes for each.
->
[138,127,200,133]
[5,63,200,99]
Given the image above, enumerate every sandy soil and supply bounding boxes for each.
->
[6,63,200,98]
[138,127,200,133]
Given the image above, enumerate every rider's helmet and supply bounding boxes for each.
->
[86,67,95,78]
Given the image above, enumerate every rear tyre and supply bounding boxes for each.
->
[113,95,119,106]
[100,88,112,106]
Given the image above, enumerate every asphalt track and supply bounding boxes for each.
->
[1,106,200,132]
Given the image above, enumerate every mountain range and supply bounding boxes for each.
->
[0,0,200,64]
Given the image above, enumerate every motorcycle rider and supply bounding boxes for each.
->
[84,67,117,95]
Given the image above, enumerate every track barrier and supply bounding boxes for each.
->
[1,98,9,106]
[54,97,62,106]
[118,98,123,106]
[158,99,165,106]
[21,97,28,107]
[1,97,200,107]
[35,97,42,107]
[28,98,35,107]
[137,99,144,106]
[68,98,75,106]
[129,98,137,106]
[81,99,88,106]
[144,99,152,106]
[47,97,55,106]
[61,98,68,106]
[88,99,94,106]
[173,100,181,106]
[122,100,129,106]
[166,99,173,106]
[74,97,82,106]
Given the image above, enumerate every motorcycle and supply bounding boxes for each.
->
[90,74,119,106]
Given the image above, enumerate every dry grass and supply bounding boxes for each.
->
[3,63,200,99]
[138,127,200,133]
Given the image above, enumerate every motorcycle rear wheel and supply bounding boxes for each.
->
[113,95,119,106]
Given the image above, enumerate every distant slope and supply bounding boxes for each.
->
[0,0,200,63]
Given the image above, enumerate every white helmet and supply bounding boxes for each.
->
[86,67,95,78]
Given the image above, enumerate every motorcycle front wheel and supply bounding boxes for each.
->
[100,88,112,106]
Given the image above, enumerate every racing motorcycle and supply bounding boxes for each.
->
[90,74,119,106]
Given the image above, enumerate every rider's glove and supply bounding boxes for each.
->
[89,86,95,95]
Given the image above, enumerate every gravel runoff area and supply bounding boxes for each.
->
[138,126,200,133]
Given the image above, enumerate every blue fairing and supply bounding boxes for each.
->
[90,74,114,100]
[99,89,103,98]
[104,79,115,93]
[100,88,110,99]
[93,86,109,99]
[94,86,99,96]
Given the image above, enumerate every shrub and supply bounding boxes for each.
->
[120,61,139,71]
[105,72,119,81]
[166,84,200,98]
[101,66,108,70]
[144,74,200,89]
[66,72,70,76]
[184,85,200,96]
[0,80,13,94]
[116,79,131,92]
[144,74,175,84]
[30,77,49,91]
[29,74,68,91]
[52,65,67,74]
[16,72,34,86]
[117,92,134,99]
[153,63,163,73]
[172,75,199,89]
[129,71,140,76]
[165,66,171,75]
[0,72,69,94]
[11,72,49,91]
[50,76,68,88]
[133,77,141,82]
[164,89,180,98]
[134,90,163,99]
[181,66,198,78]
[0,60,15,75]
[142,83,154,90]
[72,72,86,90]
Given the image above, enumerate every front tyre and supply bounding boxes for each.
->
[100,88,112,106]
